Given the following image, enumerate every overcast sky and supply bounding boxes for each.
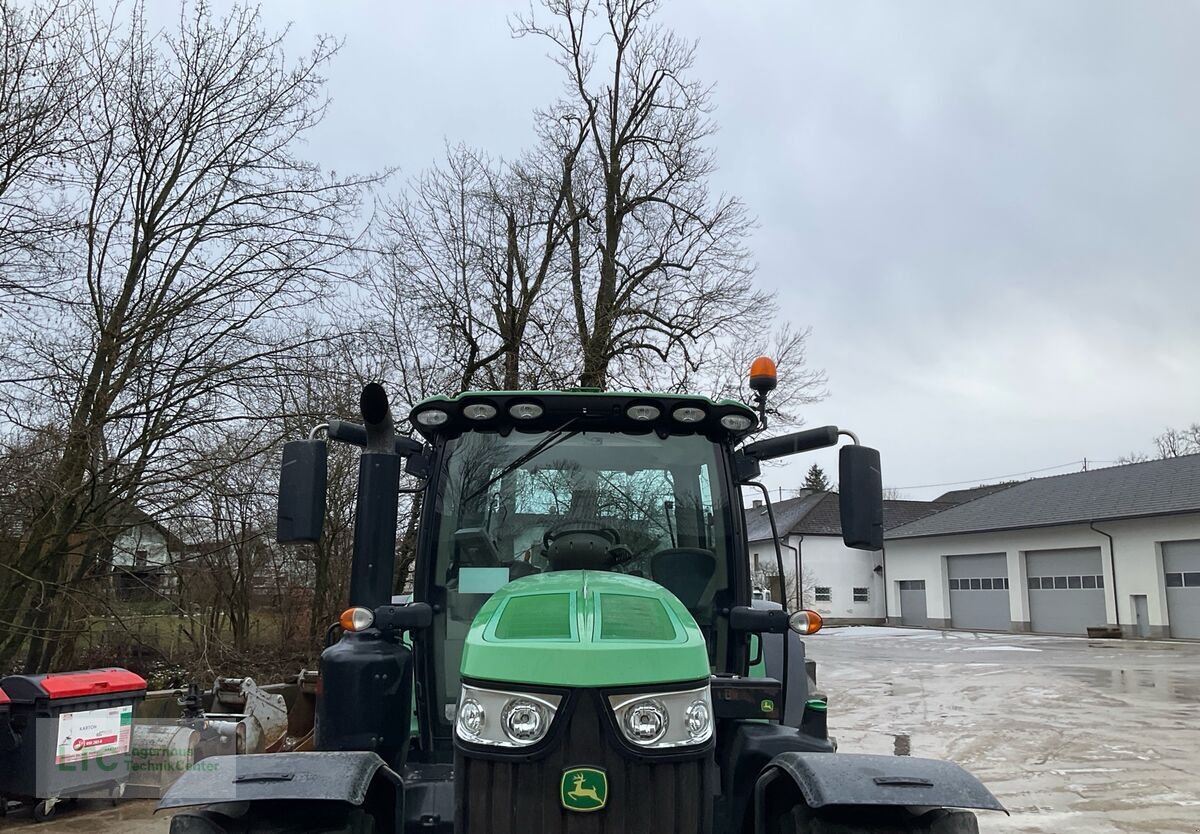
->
[150,0,1200,500]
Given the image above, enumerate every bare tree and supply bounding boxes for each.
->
[374,139,584,393]
[1119,422,1200,464]
[754,561,818,608]
[514,0,798,392]
[0,2,371,671]
[1154,424,1200,459]
[0,0,81,303]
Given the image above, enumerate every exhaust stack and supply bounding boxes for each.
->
[348,383,401,608]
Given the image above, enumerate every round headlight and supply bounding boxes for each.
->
[462,403,497,420]
[684,699,711,740]
[672,406,706,423]
[502,698,548,743]
[508,402,543,420]
[626,404,661,422]
[458,698,485,738]
[720,413,754,431]
[623,699,668,744]
[415,409,449,427]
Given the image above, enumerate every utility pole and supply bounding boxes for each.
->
[1083,458,1089,472]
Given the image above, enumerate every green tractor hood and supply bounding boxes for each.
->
[460,571,710,687]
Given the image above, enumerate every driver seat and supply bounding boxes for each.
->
[651,548,720,616]
[546,531,618,572]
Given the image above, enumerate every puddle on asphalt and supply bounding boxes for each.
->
[893,733,912,756]
[1053,666,1200,703]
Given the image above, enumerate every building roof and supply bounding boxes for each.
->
[744,491,822,542]
[745,492,949,541]
[934,483,1019,505]
[888,454,1200,540]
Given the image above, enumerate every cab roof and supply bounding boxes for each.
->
[408,389,758,443]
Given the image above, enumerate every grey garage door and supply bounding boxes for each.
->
[1164,540,1200,639]
[948,554,1010,631]
[898,580,927,627]
[1027,547,1106,635]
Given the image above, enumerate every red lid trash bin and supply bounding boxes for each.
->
[0,687,16,753]
[0,668,146,817]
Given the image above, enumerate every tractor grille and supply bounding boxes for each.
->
[455,690,713,834]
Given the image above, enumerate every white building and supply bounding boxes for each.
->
[108,507,183,598]
[746,492,946,623]
[885,455,1200,639]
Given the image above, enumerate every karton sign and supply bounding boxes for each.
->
[55,706,133,765]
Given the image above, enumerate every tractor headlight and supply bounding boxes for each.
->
[684,699,711,740]
[609,684,713,749]
[455,684,560,748]
[502,698,548,743]
[720,413,754,431]
[458,698,485,737]
[623,699,668,744]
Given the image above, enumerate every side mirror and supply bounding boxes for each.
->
[277,440,327,544]
[839,445,883,550]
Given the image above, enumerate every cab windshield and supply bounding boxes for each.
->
[428,429,735,723]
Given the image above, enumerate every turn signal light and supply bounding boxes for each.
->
[788,609,823,635]
[340,606,374,632]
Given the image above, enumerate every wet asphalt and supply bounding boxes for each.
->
[807,626,1200,833]
[6,626,1199,832]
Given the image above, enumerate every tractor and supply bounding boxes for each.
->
[160,360,1003,832]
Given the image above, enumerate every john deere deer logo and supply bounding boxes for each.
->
[561,767,607,811]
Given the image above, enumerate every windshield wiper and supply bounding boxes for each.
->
[464,419,580,504]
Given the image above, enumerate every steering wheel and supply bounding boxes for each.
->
[542,520,622,550]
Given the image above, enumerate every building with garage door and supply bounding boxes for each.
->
[746,491,947,623]
[884,454,1200,638]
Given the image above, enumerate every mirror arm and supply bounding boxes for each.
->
[327,418,423,457]
[839,428,860,445]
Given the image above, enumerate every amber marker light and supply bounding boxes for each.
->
[788,609,823,635]
[340,606,374,632]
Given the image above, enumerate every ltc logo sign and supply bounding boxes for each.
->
[561,767,607,812]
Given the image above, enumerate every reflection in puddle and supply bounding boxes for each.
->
[1053,666,1200,703]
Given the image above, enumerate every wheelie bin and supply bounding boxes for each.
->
[0,668,146,822]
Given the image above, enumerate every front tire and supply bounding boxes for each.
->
[168,804,378,834]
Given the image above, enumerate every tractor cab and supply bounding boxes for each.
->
[160,365,1004,834]
[409,391,762,739]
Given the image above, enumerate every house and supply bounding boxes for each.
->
[885,455,1200,638]
[745,492,948,623]
[108,507,186,599]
